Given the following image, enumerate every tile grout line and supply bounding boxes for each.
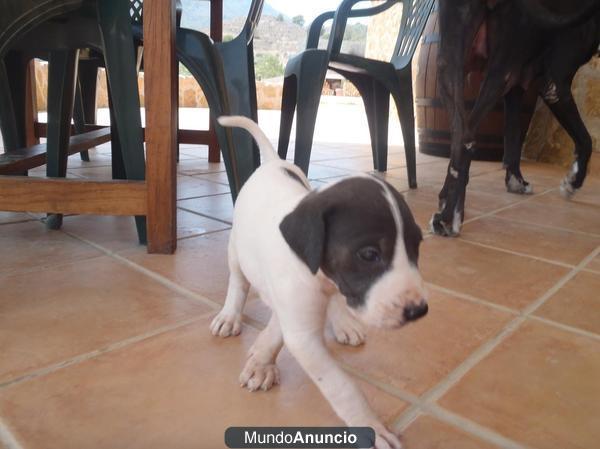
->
[463,187,556,226]
[423,404,535,449]
[336,361,421,405]
[527,315,600,342]
[176,227,231,242]
[0,315,210,391]
[0,417,23,449]
[426,283,600,343]
[488,213,600,239]
[0,218,39,226]
[425,283,519,316]
[61,230,223,311]
[338,355,531,449]
[176,206,233,226]
[455,238,575,269]
[430,244,600,403]
[392,244,600,445]
[419,187,556,241]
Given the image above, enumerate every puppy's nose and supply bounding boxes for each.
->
[403,301,428,322]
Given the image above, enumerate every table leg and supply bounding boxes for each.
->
[144,0,178,254]
[208,0,223,163]
[25,60,40,147]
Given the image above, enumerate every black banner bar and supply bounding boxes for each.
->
[225,427,376,448]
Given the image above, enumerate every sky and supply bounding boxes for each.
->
[268,0,356,22]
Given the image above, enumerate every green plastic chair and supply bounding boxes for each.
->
[0,0,147,241]
[76,0,264,200]
[137,0,264,199]
[72,1,184,165]
[278,0,435,188]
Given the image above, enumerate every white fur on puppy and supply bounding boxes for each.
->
[211,116,428,449]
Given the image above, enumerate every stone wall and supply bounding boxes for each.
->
[33,60,282,111]
[365,2,403,61]
[363,2,420,115]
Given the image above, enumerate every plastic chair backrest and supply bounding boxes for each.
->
[242,0,264,43]
[391,0,434,69]
[129,0,182,25]
[129,0,143,23]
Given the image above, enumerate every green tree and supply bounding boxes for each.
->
[276,13,284,22]
[223,34,234,42]
[292,15,305,27]
[254,53,284,80]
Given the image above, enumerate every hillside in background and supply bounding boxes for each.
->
[179,1,367,81]
[180,0,282,31]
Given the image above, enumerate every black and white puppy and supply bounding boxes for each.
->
[211,116,428,449]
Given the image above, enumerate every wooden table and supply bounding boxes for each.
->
[143,0,224,251]
[0,0,223,254]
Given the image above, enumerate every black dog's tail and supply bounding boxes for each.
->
[516,0,600,29]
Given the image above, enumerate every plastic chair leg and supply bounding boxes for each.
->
[45,49,79,230]
[73,79,90,161]
[177,28,245,200]
[278,74,297,160]
[345,72,390,172]
[107,81,126,180]
[0,58,22,152]
[75,59,99,162]
[292,52,329,175]
[217,34,260,184]
[3,52,28,150]
[98,0,147,244]
[392,69,417,188]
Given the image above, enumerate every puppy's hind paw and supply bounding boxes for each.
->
[210,311,242,337]
[239,358,280,392]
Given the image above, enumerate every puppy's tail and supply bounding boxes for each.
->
[217,115,277,163]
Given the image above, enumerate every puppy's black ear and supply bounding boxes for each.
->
[279,193,325,274]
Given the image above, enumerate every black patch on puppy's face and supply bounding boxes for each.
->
[279,177,422,308]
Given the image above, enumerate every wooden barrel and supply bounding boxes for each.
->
[415,8,538,161]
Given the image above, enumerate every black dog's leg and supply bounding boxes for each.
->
[503,86,532,194]
[544,90,592,198]
[433,59,509,235]
[539,21,597,197]
[431,0,485,237]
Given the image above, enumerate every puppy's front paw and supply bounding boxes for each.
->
[368,422,402,449]
[331,312,366,347]
[239,358,280,392]
[210,311,242,337]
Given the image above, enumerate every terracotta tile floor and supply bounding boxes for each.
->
[1,141,600,449]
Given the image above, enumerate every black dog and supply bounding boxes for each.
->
[431,0,600,236]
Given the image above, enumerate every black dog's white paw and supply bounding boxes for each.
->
[506,173,533,194]
[429,212,461,237]
[559,162,580,199]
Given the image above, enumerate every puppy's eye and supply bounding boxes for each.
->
[357,246,381,263]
